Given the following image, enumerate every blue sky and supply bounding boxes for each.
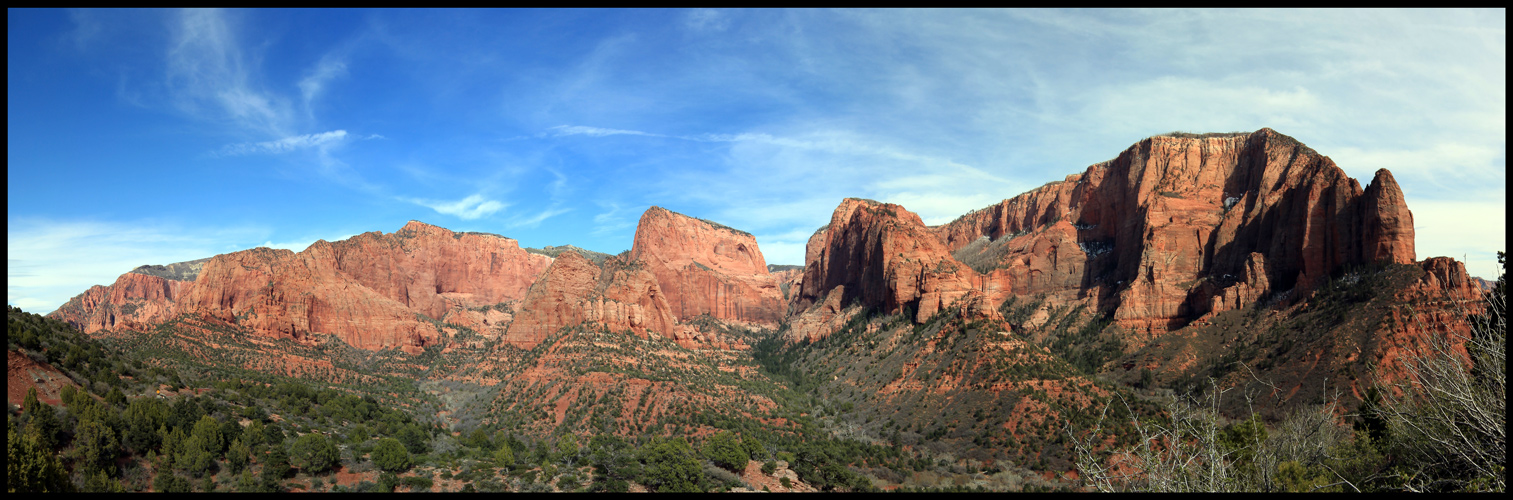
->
[8,8,1506,314]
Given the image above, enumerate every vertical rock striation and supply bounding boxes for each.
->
[505,251,689,349]
[630,207,786,326]
[931,128,1418,336]
[50,221,553,353]
[788,199,1002,342]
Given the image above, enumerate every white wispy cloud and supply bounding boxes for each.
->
[1328,142,1506,198]
[1408,199,1507,280]
[547,125,663,138]
[217,129,349,156]
[684,9,732,32]
[751,227,826,266]
[401,194,507,220]
[152,9,381,189]
[299,55,348,111]
[506,207,573,229]
[591,202,637,236]
[753,240,806,267]
[550,123,1019,237]
[166,8,292,136]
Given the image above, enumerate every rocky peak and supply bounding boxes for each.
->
[634,207,768,275]
[630,206,785,325]
[523,245,613,266]
[790,198,999,342]
[924,128,1419,337]
[1360,169,1415,265]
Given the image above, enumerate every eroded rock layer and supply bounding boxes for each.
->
[50,272,191,334]
[506,251,678,349]
[934,128,1417,335]
[630,207,786,326]
[788,199,1003,342]
[51,221,553,353]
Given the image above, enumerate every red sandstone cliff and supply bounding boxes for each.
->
[50,221,553,353]
[505,251,707,349]
[323,221,554,320]
[49,272,192,334]
[1383,257,1484,363]
[630,207,786,326]
[934,129,1418,336]
[788,199,1002,342]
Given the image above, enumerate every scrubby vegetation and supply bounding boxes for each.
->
[10,251,1503,492]
[8,306,879,492]
[1070,253,1506,492]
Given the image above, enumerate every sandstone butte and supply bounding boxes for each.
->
[630,206,786,326]
[51,221,553,353]
[788,128,1469,346]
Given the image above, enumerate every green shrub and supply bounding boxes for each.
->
[290,433,340,474]
[701,431,749,471]
[372,438,412,473]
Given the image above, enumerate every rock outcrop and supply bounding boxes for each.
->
[630,207,786,326]
[322,221,554,321]
[50,271,194,333]
[1360,169,1416,265]
[934,129,1418,336]
[50,221,553,353]
[1368,256,1487,386]
[788,199,1002,342]
[505,251,690,349]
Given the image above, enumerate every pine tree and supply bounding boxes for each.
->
[493,443,515,469]
[73,419,121,474]
[261,445,290,487]
[702,431,750,471]
[227,438,251,474]
[639,437,705,493]
[7,425,73,492]
[21,387,41,416]
[190,415,225,456]
[23,402,60,451]
[235,469,261,493]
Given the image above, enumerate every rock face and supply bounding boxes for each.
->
[322,221,554,321]
[934,129,1418,336]
[1369,257,1487,387]
[630,207,786,326]
[1360,169,1416,265]
[504,251,682,349]
[50,272,194,333]
[789,199,1002,342]
[51,221,553,352]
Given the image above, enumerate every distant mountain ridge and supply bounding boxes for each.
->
[128,257,212,282]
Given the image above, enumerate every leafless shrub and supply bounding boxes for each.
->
[1069,385,1244,492]
[1069,379,1358,492]
[1377,283,1504,492]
